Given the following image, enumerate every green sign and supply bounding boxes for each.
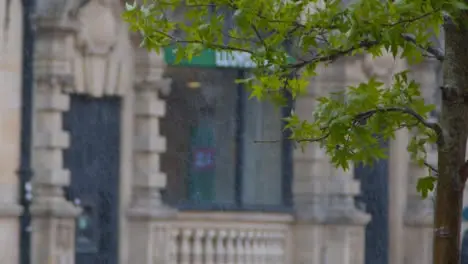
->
[164,47,258,68]
[163,46,296,69]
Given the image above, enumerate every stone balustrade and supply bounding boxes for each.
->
[150,212,293,264]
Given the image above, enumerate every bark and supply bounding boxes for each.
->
[433,18,468,264]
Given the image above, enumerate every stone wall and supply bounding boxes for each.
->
[0,0,25,263]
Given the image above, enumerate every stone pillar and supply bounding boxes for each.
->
[292,67,330,264]
[0,0,25,263]
[388,129,410,264]
[403,155,434,264]
[318,57,374,264]
[293,147,328,264]
[402,59,439,264]
[292,62,370,264]
[30,7,81,264]
[324,165,370,264]
[127,47,175,264]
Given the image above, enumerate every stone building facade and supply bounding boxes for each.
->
[0,0,452,264]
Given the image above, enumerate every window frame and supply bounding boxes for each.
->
[165,4,294,212]
[172,69,294,212]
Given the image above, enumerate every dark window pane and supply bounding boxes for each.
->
[162,68,237,206]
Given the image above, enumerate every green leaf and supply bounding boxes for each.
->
[416,176,437,199]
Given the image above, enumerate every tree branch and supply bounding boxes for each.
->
[354,106,444,145]
[401,33,444,61]
[151,29,254,54]
[256,107,443,145]
[288,32,445,70]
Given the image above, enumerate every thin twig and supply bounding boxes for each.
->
[288,40,380,69]
[254,132,330,144]
[382,9,441,27]
[251,25,266,47]
[424,161,439,175]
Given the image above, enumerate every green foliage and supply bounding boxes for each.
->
[417,176,437,198]
[284,71,436,169]
[122,0,465,198]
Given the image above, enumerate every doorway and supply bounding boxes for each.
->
[63,95,121,264]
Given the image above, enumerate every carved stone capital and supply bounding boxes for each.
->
[35,74,74,92]
[65,0,133,97]
[132,35,171,95]
[127,203,177,220]
[75,0,121,55]
[30,197,81,218]
[34,25,76,83]
[127,186,177,220]
[35,0,79,31]
[134,78,172,96]
[134,50,165,80]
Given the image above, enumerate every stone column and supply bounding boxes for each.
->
[402,59,439,264]
[324,165,370,264]
[388,129,410,264]
[30,9,80,264]
[292,62,369,264]
[293,145,329,264]
[403,155,434,264]
[292,67,330,264]
[0,0,25,263]
[317,57,372,264]
[127,47,176,264]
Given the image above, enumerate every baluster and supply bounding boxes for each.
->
[168,229,180,264]
[193,229,205,264]
[215,230,227,264]
[181,228,194,264]
[264,232,275,264]
[253,231,264,264]
[274,232,286,264]
[152,226,165,264]
[226,230,237,264]
[267,232,277,264]
[251,231,257,264]
[205,230,216,264]
[261,232,270,264]
[259,231,268,264]
[245,231,254,264]
[236,231,246,264]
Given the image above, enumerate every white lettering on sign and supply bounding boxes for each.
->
[215,51,257,68]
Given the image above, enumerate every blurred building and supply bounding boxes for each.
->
[0,0,449,264]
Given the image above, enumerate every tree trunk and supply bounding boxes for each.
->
[433,18,468,264]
